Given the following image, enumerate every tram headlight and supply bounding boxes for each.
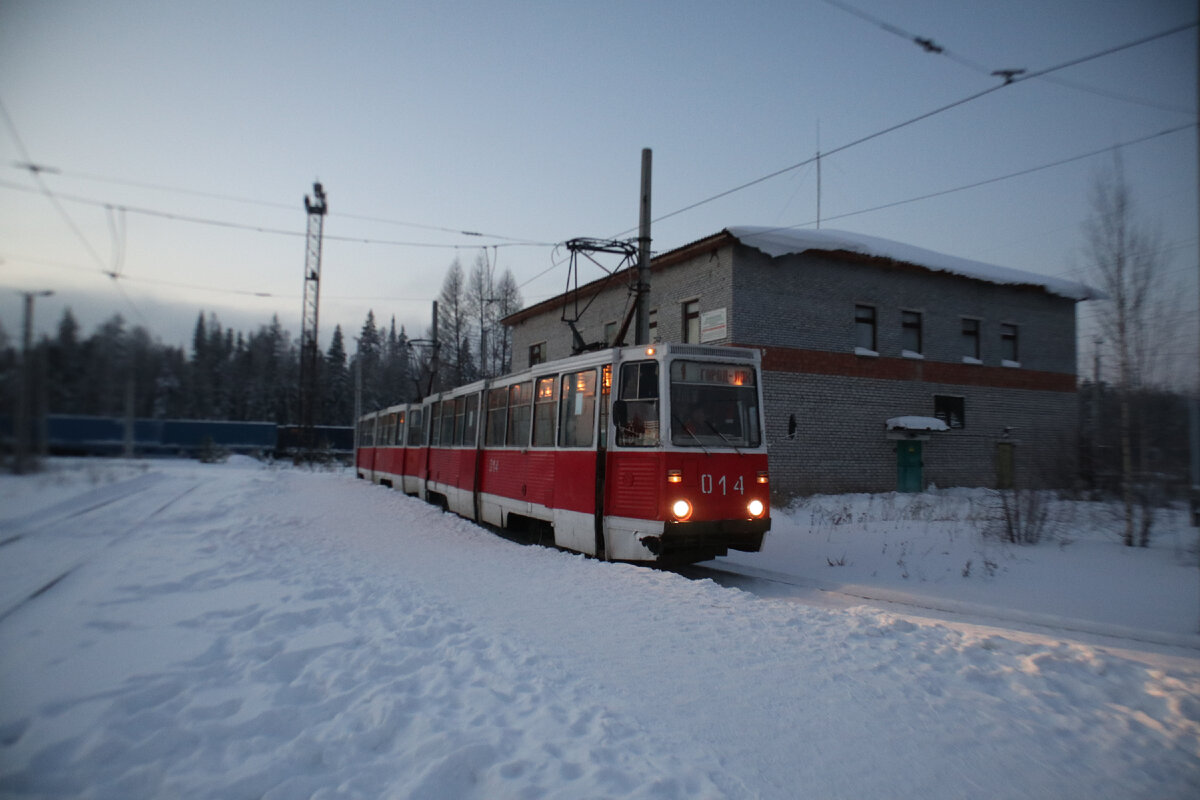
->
[671,499,693,521]
[747,499,766,518]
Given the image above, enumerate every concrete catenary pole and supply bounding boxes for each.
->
[634,148,653,346]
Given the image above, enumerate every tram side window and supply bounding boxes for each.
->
[453,397,467,446]
[359,418,374,447]
[559,369,597,447]
[429,403,442,447]
[441,399,458,446]
[486,387,508,446]
[532,376,558,447]
[615,360,660,447]
[459,394,479,446]
[506,382,532,447]
[395,411,406,445]
[406,408,424,446]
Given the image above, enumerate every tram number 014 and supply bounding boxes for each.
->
[700,473,744,495]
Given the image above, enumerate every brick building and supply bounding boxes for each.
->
[503,227,1097,499]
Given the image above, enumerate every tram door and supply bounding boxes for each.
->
[553,368,601,554]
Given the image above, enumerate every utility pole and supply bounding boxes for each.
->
[634,148,653,346]
[14,290,53,474]
[352,336,362,453]
[298,182,327,452]
[1093,338,1103,492]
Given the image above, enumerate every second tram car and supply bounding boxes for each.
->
[356,342,769,564]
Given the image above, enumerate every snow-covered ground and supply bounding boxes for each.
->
[1,458,1198,799]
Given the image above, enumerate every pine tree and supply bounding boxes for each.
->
[323,325,351,425]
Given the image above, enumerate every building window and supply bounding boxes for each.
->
[901,310,922,354]
[961,318,981,361]
[682,300,700,343]
[934,395,965,429]
[648,308,658,343]
[1000,323,1019,362]
[855,305,877,352]
[529,341,546,367]
[604,321,617,346]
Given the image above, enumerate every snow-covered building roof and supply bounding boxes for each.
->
[725,226,1100,301]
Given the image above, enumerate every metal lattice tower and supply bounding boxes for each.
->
[298,182,327,445]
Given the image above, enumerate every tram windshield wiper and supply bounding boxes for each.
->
[671,412,710,455]
[705,420,743,456]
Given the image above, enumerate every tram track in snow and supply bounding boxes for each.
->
[0,476,206,623]
[677,561,1200,664]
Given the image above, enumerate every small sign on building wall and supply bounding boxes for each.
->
[699,308,727,343]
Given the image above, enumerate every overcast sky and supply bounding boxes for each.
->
[1,0,1195,373]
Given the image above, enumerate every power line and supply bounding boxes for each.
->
[822,0,1196,114]
[0,251,443,305]
[0,178,556,250]
[1,96,146,324]
[3,163,554,244]
[637,20,1197,232]
[790,123,1195,229]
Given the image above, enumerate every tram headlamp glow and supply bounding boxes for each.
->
[747,499,766,518]
[671,499,693,521]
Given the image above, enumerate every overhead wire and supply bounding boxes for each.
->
[0,251,443,305]
[0,96,147,324]
[780,123,1195,231]
[4,163,554,245]
[629,19,1197,235]
[0,178,556,250]
[821,0,1195,114]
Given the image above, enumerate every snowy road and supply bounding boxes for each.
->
[1,459,1198,798]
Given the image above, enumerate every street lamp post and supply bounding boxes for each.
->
[14,290,54,474]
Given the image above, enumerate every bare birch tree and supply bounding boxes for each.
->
[1081,151,1169,546]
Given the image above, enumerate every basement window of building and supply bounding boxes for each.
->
[934,395,965,429]
[1000,323,1019,366]
[855,304,877,354]
[961,318,981,363]
[682,300,700,343]
[529,341,546,367]
[901,310,923,357]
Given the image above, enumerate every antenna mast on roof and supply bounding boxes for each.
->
[816,121,822,230]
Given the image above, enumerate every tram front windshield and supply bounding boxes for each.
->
[669,361,761,448]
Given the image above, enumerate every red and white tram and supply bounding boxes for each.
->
[356,342,770,564]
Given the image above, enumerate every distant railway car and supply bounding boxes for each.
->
[31,415,278,456]
[356,343,770,565]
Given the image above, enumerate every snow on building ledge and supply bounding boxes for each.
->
[726,226,1101,301]
[886,416,950,432]
[886,416,949,441]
